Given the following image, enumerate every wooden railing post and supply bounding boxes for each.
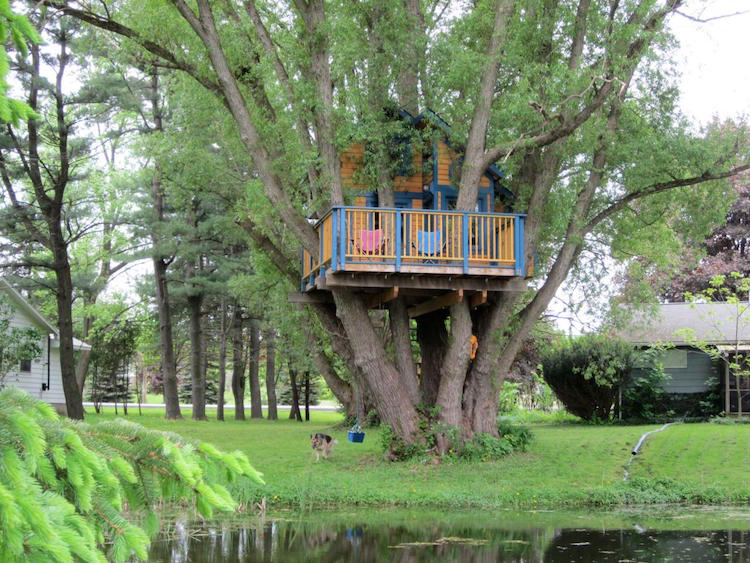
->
[395,209,402,272]
[462,212,469,274]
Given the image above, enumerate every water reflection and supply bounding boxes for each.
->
[146,512,750,562]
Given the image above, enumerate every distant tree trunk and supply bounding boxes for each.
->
[188,292,206,420]
[249,320,263,418]
[289,367,302,421]
[149,71,181,420]
[122,371,129,415]
[74,308,93,399]
[217,298,228,421]
[264,329,277,420]
[231,304,246,420]
[304,371,310,421]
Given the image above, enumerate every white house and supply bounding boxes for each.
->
[0,279,90,414]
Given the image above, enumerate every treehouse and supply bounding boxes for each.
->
[297,109,529,315]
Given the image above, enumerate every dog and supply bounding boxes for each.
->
[311,433,338,461]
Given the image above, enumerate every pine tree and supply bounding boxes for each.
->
[178,373,219,405]
[0,387,263,562]
[88,366,134,407]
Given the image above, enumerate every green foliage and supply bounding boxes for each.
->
[497,381,520,415]
[380,415,531,463]
[0,388,262,562]
[0,3,39,124]
[541,334,635,421]
[622,348,671,421]
[0,293,43,385]
[88,319,141,406]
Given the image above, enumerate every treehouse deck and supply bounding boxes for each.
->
[298,207,528,310]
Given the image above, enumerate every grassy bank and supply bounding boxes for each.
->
[87,408,750,509]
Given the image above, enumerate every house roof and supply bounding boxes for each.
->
[0,278,91,351]
[398,108,515,201]
[618,302,750,346]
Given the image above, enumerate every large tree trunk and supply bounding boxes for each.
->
[149,71,181,420]
[248,320,262,418]
[231,304,246,420]
[264,329,278,420]
[332,290,420,440]
[217,298,228,421]
[51,235,84,420]
[416,310,448,408]
[188,292,206,420]
[153,254,181,419]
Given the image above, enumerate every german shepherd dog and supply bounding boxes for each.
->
[311,433,338,461]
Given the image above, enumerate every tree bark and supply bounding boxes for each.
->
[264,328,278,420]
[288,366,302,421]
[332,290,420,440]
[52,239,84,419]
[217,298,228,421]
[304,371,310,421]
[416,310,448,407]
[248,320,262,418]
[231,304,245,420]
[187,291,206,420]
[388,298,420,405]
[149,71,181,419]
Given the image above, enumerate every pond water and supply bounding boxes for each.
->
[147,506,750,562]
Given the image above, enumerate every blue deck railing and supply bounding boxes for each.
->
[302,206,526,290]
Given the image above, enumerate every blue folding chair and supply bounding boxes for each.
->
[416,230,443,263]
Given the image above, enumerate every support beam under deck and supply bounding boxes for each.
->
[408,290,464,318]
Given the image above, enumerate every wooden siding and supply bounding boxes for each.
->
[630,347,720,394]
[341,143,424,193]
[436,140,490,187]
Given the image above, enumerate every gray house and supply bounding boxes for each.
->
[621,302,750,415]
[0,279,90,414]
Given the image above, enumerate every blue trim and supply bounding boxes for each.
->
[395,210,402,272]
[300,252,305,292]
[331,211,338,270]
[338,208,346,268]
[518,218,526,276]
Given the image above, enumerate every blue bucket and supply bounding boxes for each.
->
[348,430,366,443]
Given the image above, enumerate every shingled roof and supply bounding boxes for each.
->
[619,302,750,346]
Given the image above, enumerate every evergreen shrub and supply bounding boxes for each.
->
[541,334,634,421]
[0,388,263,562]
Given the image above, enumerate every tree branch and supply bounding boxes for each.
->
[584,164,750,234]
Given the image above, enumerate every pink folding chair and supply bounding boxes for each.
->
[356,229,385,255]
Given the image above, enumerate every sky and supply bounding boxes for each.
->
[670,1,750,126]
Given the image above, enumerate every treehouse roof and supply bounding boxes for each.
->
[397,107,515,201]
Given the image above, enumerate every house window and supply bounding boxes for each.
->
[19,358,31,372]
[662,349,687,369]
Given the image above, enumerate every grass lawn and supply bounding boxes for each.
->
[86,408,750,509]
